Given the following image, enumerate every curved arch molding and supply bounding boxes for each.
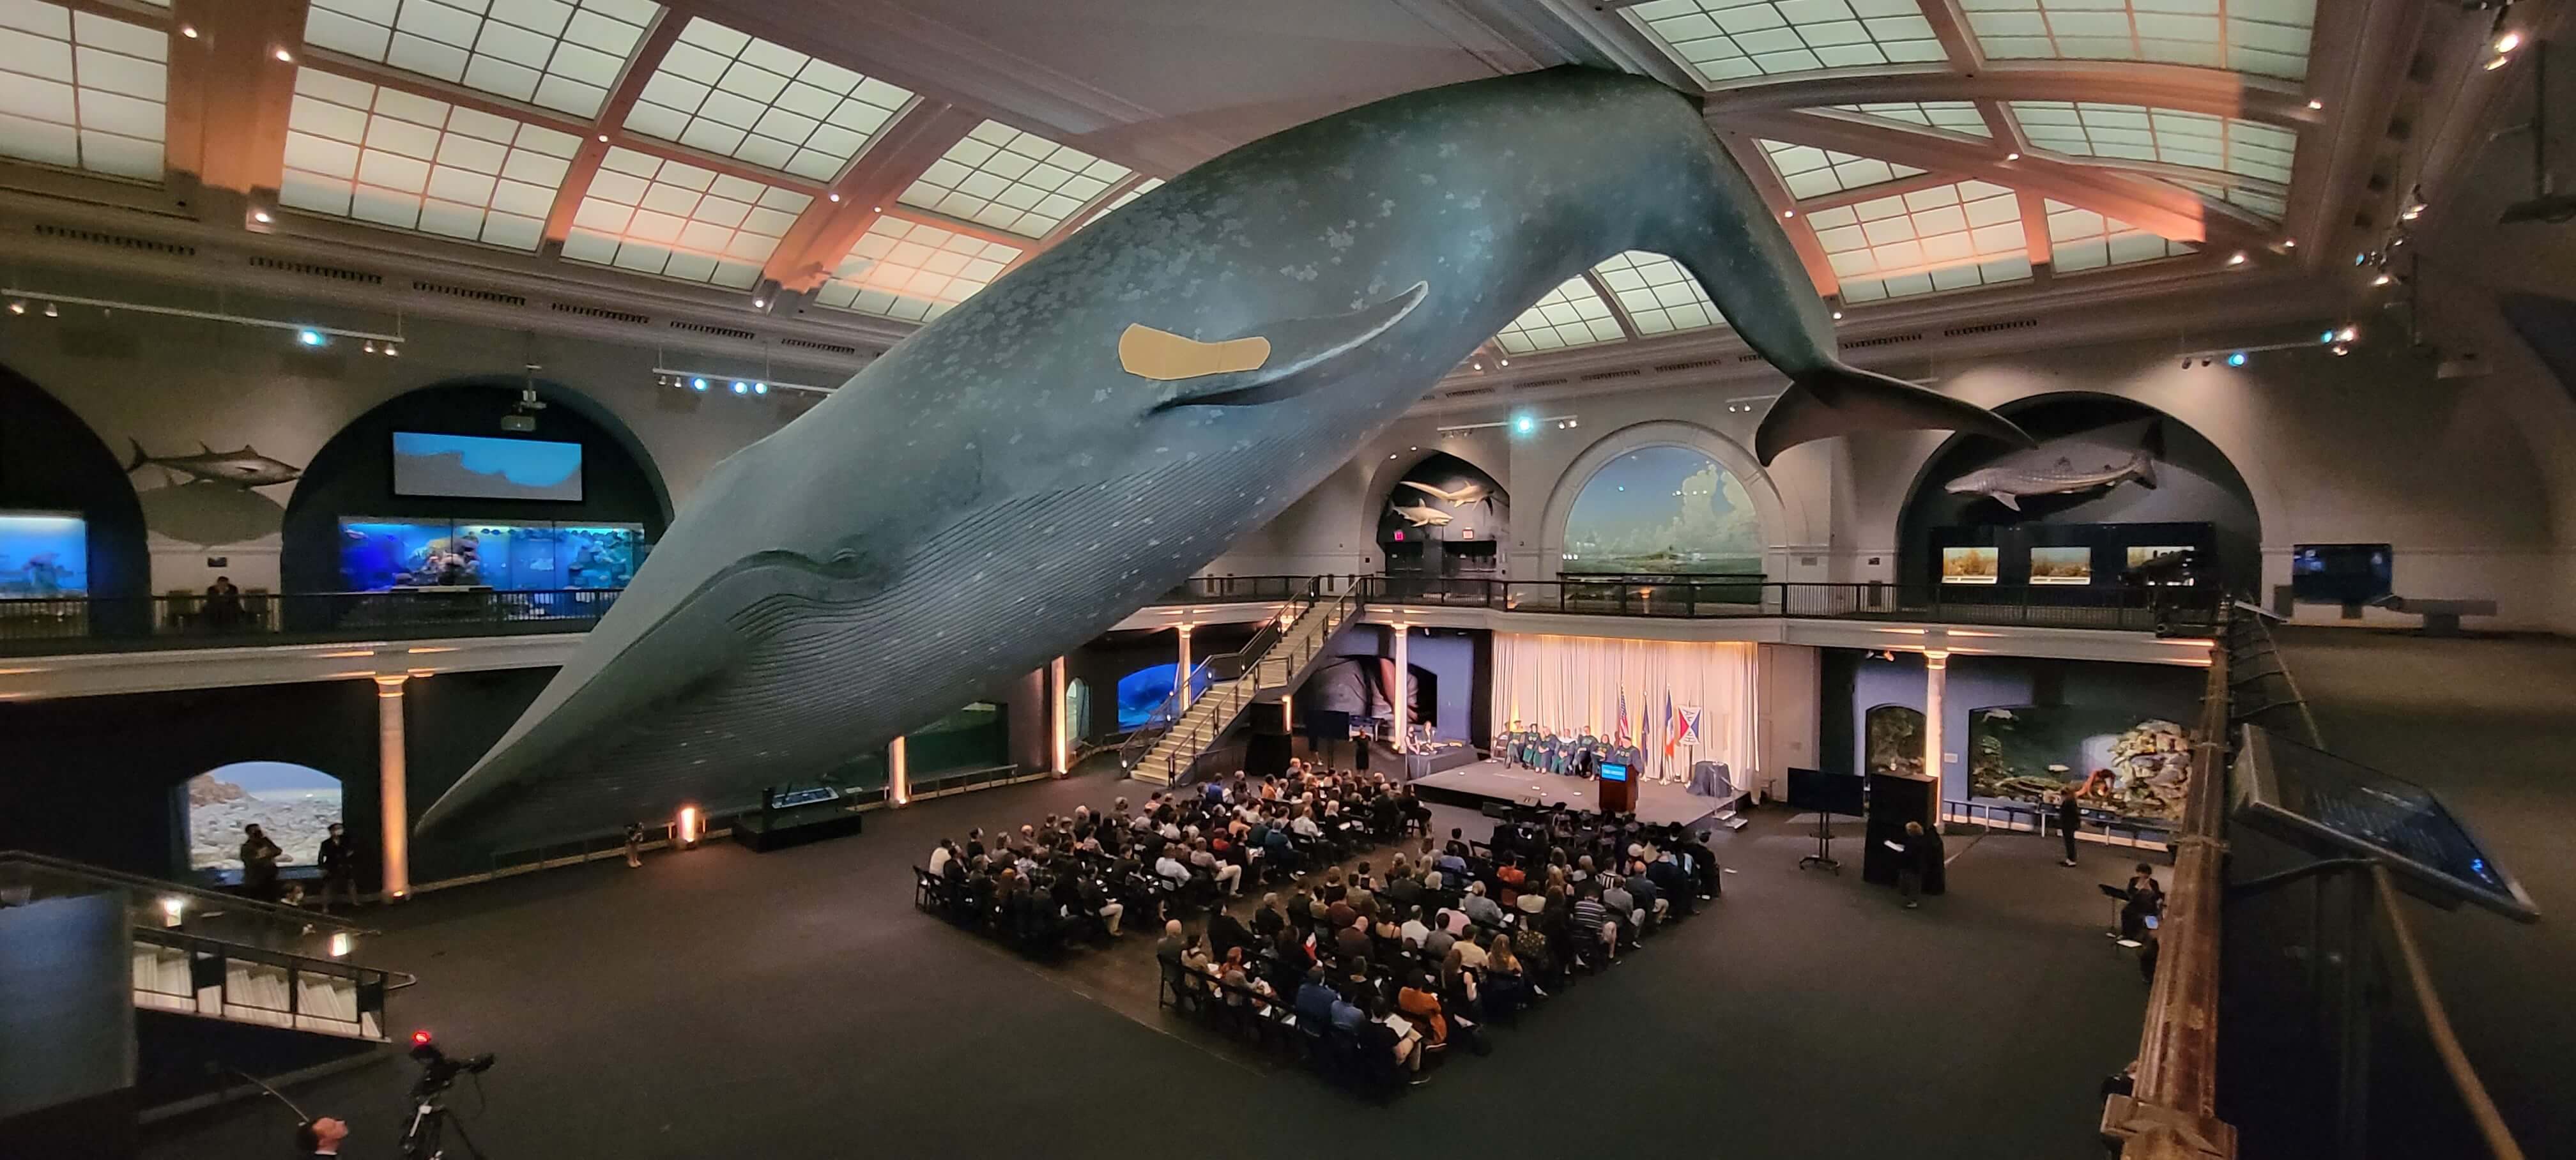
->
[1535,420,1793,581]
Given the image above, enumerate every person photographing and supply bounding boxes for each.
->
[294,1115,349,1156]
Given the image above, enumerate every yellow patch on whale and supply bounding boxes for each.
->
[1118,324,1271,381]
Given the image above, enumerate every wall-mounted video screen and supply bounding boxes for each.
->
[2028,546,2093,584]
[339,517,643,591]
[1940,546,1998,584]
[393,432,584,501]
[2290,543,2393,604]
[0,511,88,597]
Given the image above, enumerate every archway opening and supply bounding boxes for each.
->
[1376,452,1508,579]
[0,365,150,614]
[183,761,343,882]
[1561,445,1763,577]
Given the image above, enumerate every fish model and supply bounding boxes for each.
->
[422,66,2030,846]
[1399,479,1488,506]
[127,440,303,488]
[1390,501,1454,527]
[1942,420,2160,511]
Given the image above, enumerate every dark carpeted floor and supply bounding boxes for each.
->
[2271,628,2576,1150]
[144,761,2153,1160]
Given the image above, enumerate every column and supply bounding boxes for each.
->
[373,675,411,900]
[1048,656,1069,777]
[1921,649,1948,832]
[889,735,910,806]
[1174,624,1193,710]
[1390,623,1410,744]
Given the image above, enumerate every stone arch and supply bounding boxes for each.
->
[1535,420,1790,581]
[0,361,151,607]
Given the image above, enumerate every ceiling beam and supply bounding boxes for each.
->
[2016,188,2055,275]
[758,104,986,296]
[1579,268,1643,340]
[542,11,687,250]
[1737,109,2273,250]
[2283,0,2426,267]
[1712,130,1840,296]
[165,0,303,221]
[1915,0,1985,72]
[1705,63,2324,129]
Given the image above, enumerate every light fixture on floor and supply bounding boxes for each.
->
[160,896,185,926]
[676,804,702,849]
[329,932,354,958]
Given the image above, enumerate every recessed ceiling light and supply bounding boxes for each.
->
[2005,151,2021,161]
[753,297,767,308]
[273,48,293,63]
[2495,30,2522,54]
[1497,358,1508,367]
[2306,100,2323,111]
[596,134,608,143]
[2227,252,2247,265]
[1831,310,1843,320]
[252,210,272,224]
[2485,55,2511,70]
[181,25,197,38]
[2282,238,2297,248]
[829,193,841,202]
[1781,210,1796,218]
[2372,273,2392,286]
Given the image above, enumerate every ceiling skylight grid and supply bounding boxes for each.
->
[2009,102,2295,185]
[1493,278,1623,354]
[1761,139,1926,199]
[814,215,1021,323]
[303,0,659,120]
[1591,252,1728,335]
[900,119,1131,239]
[1959,0,2317,81]
[1622,0,1949,86]
[280,68,580,250]
[2044,199,2193,271]
[1072,176,1161,231]
[1832,102,1991,137]
[1806,180,2030,301]
[563,146,811,288]
[0,2,168,181]
[622,17,916,182]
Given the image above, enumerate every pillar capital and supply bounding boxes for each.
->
[372,673,411,694]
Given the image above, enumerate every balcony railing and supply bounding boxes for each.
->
[3,575,2217,658]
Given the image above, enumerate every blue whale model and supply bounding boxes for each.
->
[421,66,2028,844]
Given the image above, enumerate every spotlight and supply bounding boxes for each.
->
[2319,329,2337,344]
[730,380,749,394]
[159,896,185,924]
[676,805,702,848]
[42,302,57,317]
[596,134,608,143]
[1782,210,1795,218]
[2306,100,2322,111]
[328,932,354,958]
[6,301,20,314]
[2485,55,2511,70]
[297,329,324,346]
[2330,342,2351,356]
[385,344,399,357]
[1497,358,1508,367]
[2353,251,2370,266]
[1566,418,1577,429]
[253,211,273,224]
[2227,252,2248,266]
[2496,30,2522,54]
[752,297,767,308]
[691,377,708,391]
[181,24,197,38]
[1470,362,1482,370]
[1513,414,1536,436]
[1831,310,1843,319]
[2005,151,2021,161]
[2283,238,2297,248]
[753,381,767,395]
[2372,273,2393,286]
[2338,325,2359,342]
[273,47,293,63]
[2200,357,2212,367]
[2227,351,2248,367]
[829,193,841,202]
[363,340,376,353]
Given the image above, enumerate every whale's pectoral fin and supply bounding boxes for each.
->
[1752,362,2034,465]
[1144,281,1430,409]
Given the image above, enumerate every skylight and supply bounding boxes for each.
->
[1623,0,1949,86]
[622,17,916,183]
[0,3,168,181]
[1494,278,1623,354]
[1591,252,1728,335]
[1960,0,2316,81]
[1832,102,1990,137]
[303,0,659,120]
[2009,102,2296,187]
[1762,139,1926,199]
[900,120,1130,239]
[280,68,580,251]
[1071,176,1161,231]
[2044,199,2193,272]
[1806,180,2030,301]
[563,146,810,288]
[814,215,1021,323]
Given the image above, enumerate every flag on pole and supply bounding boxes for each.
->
[1661,692,1678,761]
[1614,688,1631,747]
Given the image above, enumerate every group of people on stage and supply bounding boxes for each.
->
[1493,721,1657,782]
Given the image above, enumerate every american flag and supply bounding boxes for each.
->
[1614,688,1630,746]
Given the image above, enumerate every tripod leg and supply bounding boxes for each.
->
[445,1111,490,1160]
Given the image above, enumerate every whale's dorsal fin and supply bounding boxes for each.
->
[1138,281,1429,409]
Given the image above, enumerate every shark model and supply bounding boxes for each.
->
[1942,421,2160,511]
[422,67,2030,847]
[127,440,303,488]
[1398,479,1489,506]
[1389,501,1454,528]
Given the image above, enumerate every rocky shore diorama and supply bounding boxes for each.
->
[187,761,342,876]
[1966,706,2191,823]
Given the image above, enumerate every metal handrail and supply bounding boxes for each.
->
[2367,862,2526,1160]
[0,849,374,936]
[130,925,397,1041]
[1124,579,1365,783]
[1117,577,1326,774]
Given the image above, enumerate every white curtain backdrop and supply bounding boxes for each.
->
[1492,634,1757,779]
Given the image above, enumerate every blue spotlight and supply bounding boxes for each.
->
[752,381,768,395]
[296,329,325,346]
[2319,330,2336,344]
[2226,351,2248,367]
[1512,413,1536,436]
[691,377,708,392]
[730,380,749,395]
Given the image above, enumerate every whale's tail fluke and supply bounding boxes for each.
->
[1753,363,2034,465]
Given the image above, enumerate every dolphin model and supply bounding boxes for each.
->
[1943,420,2161,511]
[127,440,303,488]
[422,66,2030,846]
[1389,501,1454,528]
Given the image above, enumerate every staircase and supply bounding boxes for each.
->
[1119,579,1363,784]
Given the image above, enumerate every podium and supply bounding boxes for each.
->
[1598,760,1638,814]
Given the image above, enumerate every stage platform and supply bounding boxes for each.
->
[1410,759,1730,830]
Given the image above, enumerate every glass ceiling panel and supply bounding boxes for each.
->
[900,119,1131,239]
[2010,102,2296,186]
[1961,0,2315,81]
[2177,178,2287,222]
[2044,198,2193,272]
[1832,102,1991,137]
[1624,0,1949,85]
[1761,139,1926,199]
[1591,252,1728,335]
[1807,179,2030,301]
[304,0,660,120]
[280,68,579,251]
[1494,277,1623,355]
[1071,176,1160,232]
[814,215,1021,324]
[563,145,810,288]
[623,17,915,183]
[0,3,167,181]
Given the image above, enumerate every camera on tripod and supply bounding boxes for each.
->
[408,1030,494,1097]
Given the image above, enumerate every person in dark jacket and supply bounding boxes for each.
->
[1896,821,1935,908]
[2058,781,2087,867]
